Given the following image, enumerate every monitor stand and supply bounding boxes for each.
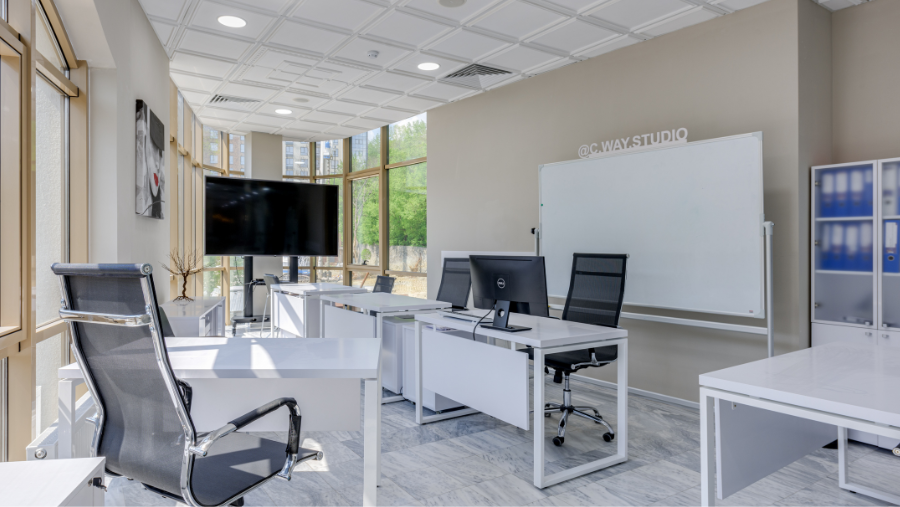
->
[479,300,531,332]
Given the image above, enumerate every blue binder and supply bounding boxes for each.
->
[845,224,859,271]
[820,223,833,270]
[831,223,845,270]
[820,172,835,217]
[884,221,900,273]
[850,169,864,217]
[861,222,873,272]
[863,168,874,217]
[883,166,898,217]
[835,171,849,217]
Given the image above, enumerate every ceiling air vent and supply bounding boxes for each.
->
[439,64,512,90]
[209,94,260,111]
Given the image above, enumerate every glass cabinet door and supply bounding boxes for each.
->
[813,163,876,326]
[881,159,900,329]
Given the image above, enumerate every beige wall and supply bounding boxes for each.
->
[246,132,284,316]
[832,0,900,163]
[428,0,832,402]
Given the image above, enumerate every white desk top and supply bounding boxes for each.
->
[160,297,224,317]
[0,457,105,506]
[271,283,367,296]
[59,338,380,380]
[700,342,900,428]
[415,313,627,349]
[321,292,451,313]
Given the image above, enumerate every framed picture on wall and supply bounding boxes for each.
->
[136,99,165,219]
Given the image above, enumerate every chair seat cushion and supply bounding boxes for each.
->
[190,432,317,506]
[525,345,618,373]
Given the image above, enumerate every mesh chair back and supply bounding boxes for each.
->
[373,275,395,294]
[562,254,627,328]
[52,263,193,497]
[436,258,472,308]
[263,274,280,290]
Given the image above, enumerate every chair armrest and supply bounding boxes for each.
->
[189,397,301,458]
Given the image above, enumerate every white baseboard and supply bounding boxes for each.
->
[569,373,699,410]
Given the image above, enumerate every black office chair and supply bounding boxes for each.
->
[52,263,321,507]
[526,253,627,447]
[436,258,472,309]
[373,275,395,293]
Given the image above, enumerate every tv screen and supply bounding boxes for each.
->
[205,176,339,256]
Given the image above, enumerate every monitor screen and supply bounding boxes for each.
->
[470,255,549,317]
[205,176,339,256]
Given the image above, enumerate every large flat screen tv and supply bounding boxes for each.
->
[205,176,339,256]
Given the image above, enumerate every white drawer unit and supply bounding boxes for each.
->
[0,457,106,506]
[160,297,225,337]
[401,325,465,412]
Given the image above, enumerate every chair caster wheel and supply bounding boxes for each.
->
[545,412,551,417]
[553,436,564,447]
[602,433,614,442]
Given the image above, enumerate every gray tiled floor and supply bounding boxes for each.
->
[105,372,900,507]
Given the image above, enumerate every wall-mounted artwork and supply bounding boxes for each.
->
[136,99,165,219]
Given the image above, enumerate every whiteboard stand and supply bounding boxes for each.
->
[765,221,774,358]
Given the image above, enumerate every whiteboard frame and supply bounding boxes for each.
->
[538,132,766,319]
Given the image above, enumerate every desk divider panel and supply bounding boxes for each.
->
[323,304,376,339]
[423,328,530,430]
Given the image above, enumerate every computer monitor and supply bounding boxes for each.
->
[470,255,549,332]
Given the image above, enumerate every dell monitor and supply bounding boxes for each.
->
[470,255,549,332]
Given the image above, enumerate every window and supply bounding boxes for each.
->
[229,135,245,175]
[241,156,244,165]
[318,178,343,268]
[241,144,245,153]
[351,128,380,171]
[351,177,379,266]
[35,3,66,74]
[389,163,426,272]
[300,146,308,155]
[283,141,309,178]
[229,156,233,165]
[389,113,426,164]
[203,126,221,168]
[286,145,294,155]
[177,92,184,147]
[316,140,342,176]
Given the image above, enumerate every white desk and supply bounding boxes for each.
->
[270,283,367,337]
[320,293,451,404]
[160,297,225,336]
[700,342,900,506]
[58,338,384,506]
[0,457,105,506]
[413,313,628,489]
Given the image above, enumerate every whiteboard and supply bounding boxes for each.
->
[539,133,764,318]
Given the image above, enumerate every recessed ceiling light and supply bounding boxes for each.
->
[217,15,246,28]
[418,62,440,71]
[439,0,467,7]
[275,109,292,115]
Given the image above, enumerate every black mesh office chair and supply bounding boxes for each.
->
[436,258,472,309]
[52,263,321,507]
[373,275,395,293]
[526,253,627,447]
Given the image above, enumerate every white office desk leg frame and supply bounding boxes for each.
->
[699,387,900,506]
[414,321,479,424]
[58,378,83,459]
[533,338,628,489]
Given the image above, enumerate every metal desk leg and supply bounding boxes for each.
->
[58,378,83,459]
[533,347,546,488]
[320,299,326,338]
[303,296,309,338]
[363,377,380,506]
[700,389,716,506]
[415,321,423,425]
[617,340,628,460]
[838,426,848,489]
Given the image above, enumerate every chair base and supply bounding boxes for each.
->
[543,372,615,446]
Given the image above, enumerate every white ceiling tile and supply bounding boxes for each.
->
[363,72,430,93]
[338,86,400,105]
[291,76,349,95]
[200,118,237,130]
[180,90,210,106]
[576,34,640,58]
[412,82,474,101]
[189,1,276,39]
[269,20,349,54]
[252,48,320,69]
[239,65,297,86]
[139,0,186,22]
[219,82,278,101]
[291,0,385,32]
[817,0,857,10]
[588,0,692,30]
[403,0,501,23]
[326,126,368,137]
[150,21,176,46]
[483,46,559,72]
[530,20,619,53]
[343,118,386,130]
[242,114,294,128]
[287,120,333,132]
[713,0,769,8]
[363,108,416,122]
[366,11,452,47]
[198,107,249,121]
[428,30,510,61]
[229,0,291,14]
[333,38,412,68]
[179,29,253,60]
[170,72,223,93]
[473,2,566,40]
[319,100,375,115]
[384,95,443,110]
[170,52,236,78]
[529,58,575,75]
[640,8,719,37]
[280,128,318,140]
[303,110,355,124]
[544,0,608,14]
[315,61,374,84]
[238,123,280,134]
[271,91,332,108]
[392,53,468,78]
[255,103,311,118]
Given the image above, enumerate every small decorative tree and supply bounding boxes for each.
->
[161,249,202,302]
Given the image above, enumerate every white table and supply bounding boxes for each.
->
[700,342,900,506]
[413,312,628,489]
[320,293,451,404]
[0,457,105,506]
[58,338,384,506]
[271,283,367,337]
[160,297,225,336]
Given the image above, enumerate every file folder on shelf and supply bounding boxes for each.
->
[820,172,835,217]
[884,166,898,217]
[831,223,845,270]
[850,169,865,217]
[845,224,860,271]
[884,220,900,273]
[861,222,873,272]
[835,171,849,217]
[864,168,874,216]
[820,223,833,270]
